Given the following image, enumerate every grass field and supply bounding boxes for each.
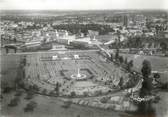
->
[0,54,21,87]
[2,91,125,117]
[121,53,168,82]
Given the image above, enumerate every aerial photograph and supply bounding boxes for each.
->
[0,0,168,117]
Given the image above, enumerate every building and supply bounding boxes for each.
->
[123,15,128,27]
[51,44,66,50]
[134,15,146,27]
[57,35,76,45]
[23,40,41,48]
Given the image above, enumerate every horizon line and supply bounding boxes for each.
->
[1,8,168,11]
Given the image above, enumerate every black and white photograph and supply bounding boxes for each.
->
[0,0,168,117]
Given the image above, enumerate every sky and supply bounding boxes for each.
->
[0,0,168,10]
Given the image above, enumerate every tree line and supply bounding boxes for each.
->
[52,24,114,35]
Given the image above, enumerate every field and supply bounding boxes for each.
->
[120,53,168,82]
[0,53,21,87]
[1,91,124,117]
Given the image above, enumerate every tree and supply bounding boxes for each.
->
[140,60,153,97]
[2,83,12,94]
[124,57,128,64]
[160,42,167,54]
[126,60,134,72]
[153,73,160,79]
[55,82,60,96]
[115,49,119,60]
[118,77,124,89]
[116,30,121,48]
[119,56,124,64]
[70,91,76,97]
[110,53,114,61]
[42,89,47,94]
[100,97,109,103]
[141,60,151,78]
[134,36,142,48]
[138,59,154,115]
[129,60,134,68]
[83,92,89,97]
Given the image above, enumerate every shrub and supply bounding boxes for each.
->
[24,101,37,112]
[153,96,161,103]
[49,91,55,96]
[8,97,20,107]
[61,100,72,108]
[161,82,168,90]
[100,97,109,103]
[15,90,23,96]
[70,91,76,97]
[3,87,13,94]
[28,85,33,91]
[32,84,39,91]
[94,90,102,96]
[108,90,112,93]
[18,81,25,88]
[83,92,89,97]
[42,89,47,94]
[24,91,34,100]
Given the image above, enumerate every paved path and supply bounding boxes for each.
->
[3,49,99,55]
